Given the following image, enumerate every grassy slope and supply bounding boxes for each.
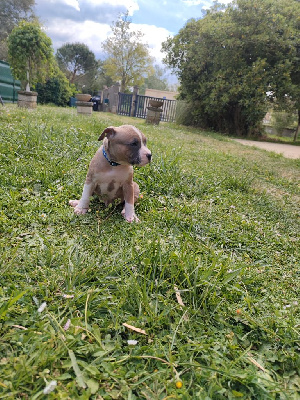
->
[0,105,299,399]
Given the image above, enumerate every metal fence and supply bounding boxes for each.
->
[0,61,21,103]
[135,95,177,122]
[117,93,133,116]
[118,92,177,122]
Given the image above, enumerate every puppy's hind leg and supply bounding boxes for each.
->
[133,181,140,203]
[121,182,140,222]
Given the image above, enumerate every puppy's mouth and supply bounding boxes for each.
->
[130,157,141,166]
[131,153,152,166]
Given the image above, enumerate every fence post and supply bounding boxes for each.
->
[131,86,139,117]
[111,83,120,113]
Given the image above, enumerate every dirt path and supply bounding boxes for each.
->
[233,139,300,159]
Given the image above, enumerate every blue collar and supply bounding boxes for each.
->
[102,147,120,167]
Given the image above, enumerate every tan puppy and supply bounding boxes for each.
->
[69,125,152,222]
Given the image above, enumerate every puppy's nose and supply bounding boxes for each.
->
[147,153,152,162]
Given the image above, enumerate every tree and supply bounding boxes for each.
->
[162,0,300,137]
[0,0,36,61]
[93,60,114,92]
[8,21,54,91]
[56,43,98,91]
[102,12,153,92]
[140,64,169,94]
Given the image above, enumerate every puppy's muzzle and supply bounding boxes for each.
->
[137,150,152,166]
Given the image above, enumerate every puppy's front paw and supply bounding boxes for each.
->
[128,214,140,223]
[122,209,140,223]
[122,204,140,223]
[126,216,140,223]
[74,206,88,215]
[69,199,88,215]
[69,199,80,208]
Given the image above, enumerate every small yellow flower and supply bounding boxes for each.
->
[175,381,183,389]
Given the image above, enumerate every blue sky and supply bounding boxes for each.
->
[34,0,233,79]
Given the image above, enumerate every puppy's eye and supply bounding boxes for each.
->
[130,140,138,147]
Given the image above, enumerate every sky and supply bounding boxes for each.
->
[34,0,233,82]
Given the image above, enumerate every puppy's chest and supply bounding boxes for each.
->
[93,169,131,201]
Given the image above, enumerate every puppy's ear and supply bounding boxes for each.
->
[98,127,116,141]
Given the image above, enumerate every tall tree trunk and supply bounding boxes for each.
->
[293,109,300,142]
[121,78,126,93]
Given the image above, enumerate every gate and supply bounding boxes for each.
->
[0,61,21,103]
[117,92,177,122]
[117,92,133,116]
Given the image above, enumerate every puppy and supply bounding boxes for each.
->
[69,124,151,222]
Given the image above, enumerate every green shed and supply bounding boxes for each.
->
[0,60,21,103]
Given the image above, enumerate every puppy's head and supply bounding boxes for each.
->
[99,125,152,166]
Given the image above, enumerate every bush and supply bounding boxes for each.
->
[36,69,74,106]
[175,100,195,125]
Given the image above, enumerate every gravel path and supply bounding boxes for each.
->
[233,139,300,159]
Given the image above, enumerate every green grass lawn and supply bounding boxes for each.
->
[0,105,299,399]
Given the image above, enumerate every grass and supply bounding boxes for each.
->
[0,104,299,399]
[251,133,300,146]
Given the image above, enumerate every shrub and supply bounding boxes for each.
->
[36,69,74,106]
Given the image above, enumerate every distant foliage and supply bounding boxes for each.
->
[271,111,298,136]
[139,64,169,95]
[0,0,36,61]
[162,0,300,137]
[36,68,74,106]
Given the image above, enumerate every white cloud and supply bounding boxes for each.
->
[182,0,203,5]
[79,0,139,15]
[36,0,137,25]
[65,0,80,11]
[183,0,233,8]
[45,18,111,57]
[130,23,172,63]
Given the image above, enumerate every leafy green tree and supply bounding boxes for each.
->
[56,43,98,91]
[162,0,300,137]
[8,20,54,91]
[102,12,153,92]
[0,0,36,61]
